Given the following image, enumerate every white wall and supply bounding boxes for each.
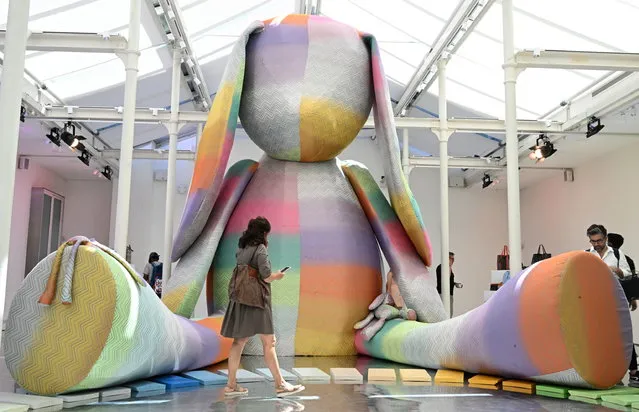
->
[62,180,112,244]
[521,140,639,341]
[7,163,67,321]
[411,169,509,315]
[125,137,508,317]
[6,163,113,321]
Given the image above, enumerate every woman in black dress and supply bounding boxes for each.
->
[221,216,304,397]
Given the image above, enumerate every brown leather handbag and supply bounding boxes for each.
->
[228,247,268,308]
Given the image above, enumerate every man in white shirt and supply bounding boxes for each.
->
[587,224,632,279]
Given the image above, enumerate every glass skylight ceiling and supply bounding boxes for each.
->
[0,0,164,99]
[1,0,637,120]
[182,0,294,65]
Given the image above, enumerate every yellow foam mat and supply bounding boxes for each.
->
[504,386,535,395]
[469,383,499,391]
[503,380,535,395]
[434,369,464,384]
[367,369,396,382]
[468,375,503,386]
[399,369,431,382]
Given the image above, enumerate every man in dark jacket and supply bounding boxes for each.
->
[608,232,638,387]
[436,252,462,316]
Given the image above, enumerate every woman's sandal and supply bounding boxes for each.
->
[224,385,249,397]
[276,382,305,398]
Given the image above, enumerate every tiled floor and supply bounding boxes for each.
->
[0,355,621,411]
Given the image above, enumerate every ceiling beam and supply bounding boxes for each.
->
[410,156,502,169]
[513,50,639,72]
[101,149,195,160]
[32,105,567,133]
[0,31,127,53]
[393,0,494,116]
[148,0,211,110]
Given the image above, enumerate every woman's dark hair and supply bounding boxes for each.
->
[238,216,271,248]
[148,252,160,263]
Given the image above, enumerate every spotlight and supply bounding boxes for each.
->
[528,134,557,163]
[60,122,76,146]
[100,166,113,180]
[45,127,61,146]
[78,149,91,166]
[70,135,86,149]
[482,174,493,189]
[586,116,604,138]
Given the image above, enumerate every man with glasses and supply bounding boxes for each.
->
[587,224,637,386]
[587,224,631,279]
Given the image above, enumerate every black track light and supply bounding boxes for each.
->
[45,128,61,146]
[101,166,113,180]
[482,174,493,189]
[529,134,557,163]
[586,116,604,138]
[78,149,91,166]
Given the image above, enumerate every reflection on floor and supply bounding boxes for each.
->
[0,355,622,411]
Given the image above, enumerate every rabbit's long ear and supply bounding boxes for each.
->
[172,21,264,261]
[361,33,433,267]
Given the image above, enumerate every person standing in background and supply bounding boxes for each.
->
[143,252,160,283]
[586,225,631,279]
[607,232,638,386]
[436,252,463,315]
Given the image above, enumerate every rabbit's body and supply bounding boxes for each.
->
[210,156,382,355]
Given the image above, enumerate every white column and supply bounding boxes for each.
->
[437,58,452,317]
[402,128,410,176]
[0,0,31,343]
[502,0,522,273]
[113,0,141,256]
[163,48,181,283]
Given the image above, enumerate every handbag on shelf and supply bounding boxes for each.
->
[497,246,510,270]
[531,244,552,264]
[228,247,268,309]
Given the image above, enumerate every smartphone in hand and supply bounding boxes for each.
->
[280,266,291,273]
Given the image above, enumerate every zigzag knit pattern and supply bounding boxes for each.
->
[3,241,230,395]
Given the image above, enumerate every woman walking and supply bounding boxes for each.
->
[221,216,304,397]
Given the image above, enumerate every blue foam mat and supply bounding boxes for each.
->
[182,370,228,385]
[152,375,200,389]
[125,380,166,393]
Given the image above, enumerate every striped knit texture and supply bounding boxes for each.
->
[3,244,231,395]
[172,14,429,267]
[356,252,633,389]
[164,14,435,355]
[211,157,382,356]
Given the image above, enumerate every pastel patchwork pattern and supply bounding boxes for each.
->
[3,13,634,397]
[356,252,633,389]
[3,240,231,395]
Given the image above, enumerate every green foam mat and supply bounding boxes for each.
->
[536,385,569,398]
[569,387,639,400]
[569,395,602,405]
[537,390,567,399]
[602,401,632,411]
[602,394,639,407]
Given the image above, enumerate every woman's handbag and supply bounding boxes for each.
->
[497,246,510,270]
[531,244,551,264]
[228,247,268,308]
